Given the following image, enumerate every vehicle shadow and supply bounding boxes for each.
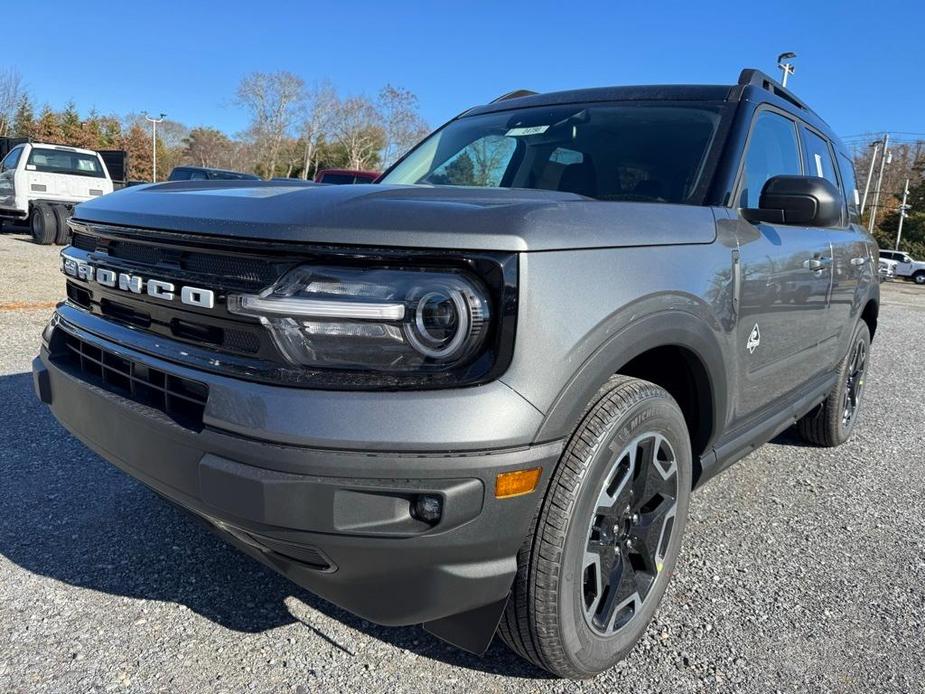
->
[770,426,816,448]
[0,371,547,679]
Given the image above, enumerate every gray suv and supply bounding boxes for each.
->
[34,69,878,678]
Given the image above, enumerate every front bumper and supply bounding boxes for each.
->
[33,310,561,637]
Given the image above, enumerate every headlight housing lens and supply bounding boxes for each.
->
[228,265,490,372]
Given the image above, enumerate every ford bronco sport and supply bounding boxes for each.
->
[33,69,878,678]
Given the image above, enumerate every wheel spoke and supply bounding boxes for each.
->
[631,496,677,574]
[596,550,639,630]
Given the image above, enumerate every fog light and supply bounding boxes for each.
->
[412,494,443,523]
[495,467,542,499]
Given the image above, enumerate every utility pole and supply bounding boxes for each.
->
[859,141,880,215]
[896,178,911,251]
[868,132,890,233]
[777,52,797,87]
[144,112,166,182]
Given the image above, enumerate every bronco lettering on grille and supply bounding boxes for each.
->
[61,254,215,309]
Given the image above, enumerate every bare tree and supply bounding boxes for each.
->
[331,96,385,171]
[0,68,26,138]
[236,71,305,178]
[299,81,338,180]
[378,84,429,168]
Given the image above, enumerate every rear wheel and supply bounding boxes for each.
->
[53,205,71,245]
[499,376,691,678]
[30,204,56,245]
[797,321,871,446]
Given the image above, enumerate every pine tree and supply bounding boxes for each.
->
[60,101,82,144]
[12,95,34,138]
[34,106,63,144]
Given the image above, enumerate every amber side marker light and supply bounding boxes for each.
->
[495,467,542,499]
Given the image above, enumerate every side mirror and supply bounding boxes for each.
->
[742,175,842,228]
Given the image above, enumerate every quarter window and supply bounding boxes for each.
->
[738,110,802,208]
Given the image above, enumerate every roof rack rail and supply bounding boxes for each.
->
[737,68,813,113]
[490,89,538,103]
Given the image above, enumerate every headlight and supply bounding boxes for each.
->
[228,265,491,372]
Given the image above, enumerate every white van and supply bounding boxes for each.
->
[0,142,114,244]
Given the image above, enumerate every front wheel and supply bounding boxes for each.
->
[797,321,871,446]
[912,271,925,285]
[499,376,692,678]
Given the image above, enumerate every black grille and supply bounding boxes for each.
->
[108,240,163,265]
[182,252,277,284]
[71,233,97,251]
[53,331,208,431]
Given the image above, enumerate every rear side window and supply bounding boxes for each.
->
[801,129,839,186]
[27,148,105,178]
[837,153,861,222]
[738,110,802,208]
[169,168,192,181]
[1,145,22,172]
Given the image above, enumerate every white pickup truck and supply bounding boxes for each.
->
[879,249,925,285]
[0,142,113,244]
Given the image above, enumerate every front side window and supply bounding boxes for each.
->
[27,148,105,178]
[1,146,22,172]
[738,110,802,208]
[381,102,724,204]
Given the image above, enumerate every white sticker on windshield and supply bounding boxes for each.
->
[505,125,549,137]
[814,153,824,178]
[26,164,36,170]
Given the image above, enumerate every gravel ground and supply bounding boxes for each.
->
[0,232,923,693]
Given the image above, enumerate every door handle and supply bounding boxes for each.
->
[805,256,832,270]
[850,257,867,266]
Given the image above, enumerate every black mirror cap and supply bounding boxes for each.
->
[758,175,842,228]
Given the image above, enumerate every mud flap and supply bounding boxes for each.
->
[422,595,510,655]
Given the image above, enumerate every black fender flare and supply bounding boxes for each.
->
[534,309,729,456]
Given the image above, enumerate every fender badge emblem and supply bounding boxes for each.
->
[746,323,761,354]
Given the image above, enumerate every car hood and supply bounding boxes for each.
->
[73,181,717,252]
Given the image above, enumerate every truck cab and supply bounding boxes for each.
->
[0,142,113,244]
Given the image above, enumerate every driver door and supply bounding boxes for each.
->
[732,109,833,422]
[0,145,22,210]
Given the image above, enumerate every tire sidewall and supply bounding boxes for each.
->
[555,395,692,676]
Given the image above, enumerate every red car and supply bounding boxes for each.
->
[314,168,379,185]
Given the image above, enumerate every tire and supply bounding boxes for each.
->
[913,271,925,285]
[797,321,871,447]
[30,204,57,245]
[53,205,71,245]
[499,376,692,678]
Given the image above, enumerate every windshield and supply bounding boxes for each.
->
[380,102,723,203]
[27,148,106,178]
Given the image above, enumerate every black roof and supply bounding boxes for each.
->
[465,68,839,148]
[466,84,735,117]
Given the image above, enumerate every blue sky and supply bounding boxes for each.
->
[8,1,925,143]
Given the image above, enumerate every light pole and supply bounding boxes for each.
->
[144,112,166,182]
[896,178,911,251]
[868,133,890,233]
[777,52,796,87]
[859,140,880,215]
